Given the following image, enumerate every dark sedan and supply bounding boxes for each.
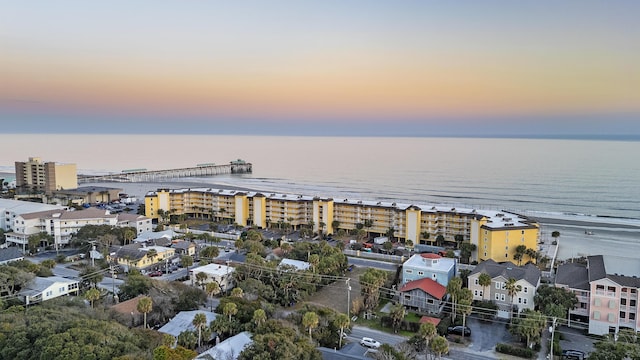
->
[447,325,471,336]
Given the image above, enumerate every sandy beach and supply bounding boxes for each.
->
[4,173,639,269]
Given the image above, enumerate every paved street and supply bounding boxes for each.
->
[347,257,399,272]
[348,325,408,346]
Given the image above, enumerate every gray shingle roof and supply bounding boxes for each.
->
[555,262,590,290]
[0,248,24,263]
[587,255,607,282]
[470,259,541,286]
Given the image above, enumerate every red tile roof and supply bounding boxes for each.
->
[419,316,441,326]
[399,278,447,299]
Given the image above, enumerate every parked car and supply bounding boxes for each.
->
[148,271,163,277]
[562,350,586,360]
[447,325,471,336]
[360,337,381,349]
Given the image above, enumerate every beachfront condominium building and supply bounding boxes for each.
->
[145,188,540,263]
[15,157,77,194]
[556,255,640,336]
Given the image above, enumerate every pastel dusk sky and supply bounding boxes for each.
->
[1,1,639,137]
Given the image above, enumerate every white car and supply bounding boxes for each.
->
[360,337,381,349]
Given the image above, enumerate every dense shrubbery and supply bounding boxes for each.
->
[495,343,534,358]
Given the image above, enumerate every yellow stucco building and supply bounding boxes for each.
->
[145,188,539,263]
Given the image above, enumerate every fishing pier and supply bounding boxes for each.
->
[78,160,252,183]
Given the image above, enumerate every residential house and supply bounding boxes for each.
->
[399,277,447,314]
[110,244,175,270]
[402,253,456,287]
[190,263,235,292]
[20,276,79,304]
[554,262,590,325]
[468,260,541,319]
[0,247,24,265]
[116,213,153,235]
[159,310,217,340]
[196,331,253,360]
[556,255,640,336]
[172,240,196,257]
[279,258,311,271]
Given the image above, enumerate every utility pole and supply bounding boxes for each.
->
[346,278,351,319]
[548,317,557,359]
[111,265,118,304]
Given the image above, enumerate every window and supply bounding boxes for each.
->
[608,286,616,293]
[495,293,500,300]
[609,300,616,309]
[632,289,637,294]
[474,279,479,285]
[630,313,636,320]
[432,273,437,280]
[523,287,528,293]
[474,290,478,296]
[404,295,411,301]
[622,298,627,306]
[418,271,424,276]
[593,311,600,320]
[631,300,637,307]
[505,246,509,250]
[484,252,487,257]
[500,294,506,301]
[521,230,525,234]
[505,253,508,258]
[621,311,626,319]
[479,290,483,297]
[518,298,522,304]
[496,282,501,289]
[405,269,413,274]
[523,298,528,304]
[594,298,601,306]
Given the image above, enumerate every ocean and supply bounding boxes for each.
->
[1,134,639,222]
[2,133,640,262]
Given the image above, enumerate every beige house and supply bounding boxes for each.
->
[110,244,175,270]
[468,260,541,319]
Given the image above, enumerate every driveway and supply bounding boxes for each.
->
[465,316,515,352]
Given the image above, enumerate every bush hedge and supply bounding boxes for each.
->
[495,343,534,358]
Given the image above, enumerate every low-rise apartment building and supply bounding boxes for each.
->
[20,276,80,305]
[556,255,640,336]
[145,188,539,263]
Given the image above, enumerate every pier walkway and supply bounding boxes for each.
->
[78,161,252,183]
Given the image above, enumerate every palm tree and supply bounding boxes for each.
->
[205,282,220,311]
[192,312,207,348]
[308,254,320,273]
[514,245,527,265]
[505,277,522,322]
[389,302,405,333]
[458,289,473,340]
[430,336,449,360]
[421,231,431,245]
[252,308,267,328]
[478,272,492,301]
[223,302,238,321]
[85,288,100,308]
[230,287,244,298]
[123,228,136,245]
[446,277,462,321]
[331,220,340,233]
[334,313,350,348]
[302,311,319,341]
[137,296,153,329]
[418,322,437,360]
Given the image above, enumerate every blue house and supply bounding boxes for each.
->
[401,253,456,287]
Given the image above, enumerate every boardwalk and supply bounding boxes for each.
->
[78,161,252,183]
